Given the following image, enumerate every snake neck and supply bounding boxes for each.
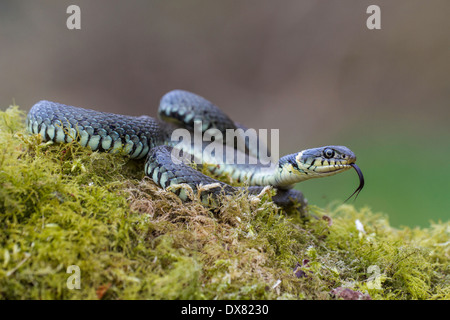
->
[201,152,311,188]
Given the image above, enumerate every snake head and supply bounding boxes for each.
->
[297,145,356,175]
[294,145,364,201]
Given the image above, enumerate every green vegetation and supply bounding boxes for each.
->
[0,106,448,300]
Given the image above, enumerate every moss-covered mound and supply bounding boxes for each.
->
[0,106,448,300]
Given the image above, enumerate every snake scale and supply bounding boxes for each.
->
[26,90,364,209]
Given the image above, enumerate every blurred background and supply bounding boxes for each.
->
[1,0,449,227]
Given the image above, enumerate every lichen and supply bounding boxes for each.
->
[0,105,448,300]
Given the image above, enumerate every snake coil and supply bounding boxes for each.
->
[27,90,364,209]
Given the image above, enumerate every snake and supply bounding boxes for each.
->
[26,90,364,209]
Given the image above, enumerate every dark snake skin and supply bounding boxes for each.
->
[27,90,308,210]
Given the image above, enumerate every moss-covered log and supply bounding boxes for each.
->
[0,106,448,300]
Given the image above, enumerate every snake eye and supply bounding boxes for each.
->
[323,148,335,159]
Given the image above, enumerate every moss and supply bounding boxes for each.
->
[0,105,448,300]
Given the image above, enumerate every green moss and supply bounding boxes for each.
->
[0,105,448,300]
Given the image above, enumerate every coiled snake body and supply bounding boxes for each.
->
[27,90,364,209]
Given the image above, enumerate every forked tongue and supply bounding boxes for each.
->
[344,163,365,202]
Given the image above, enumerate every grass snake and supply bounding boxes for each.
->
[26,90,364,209]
